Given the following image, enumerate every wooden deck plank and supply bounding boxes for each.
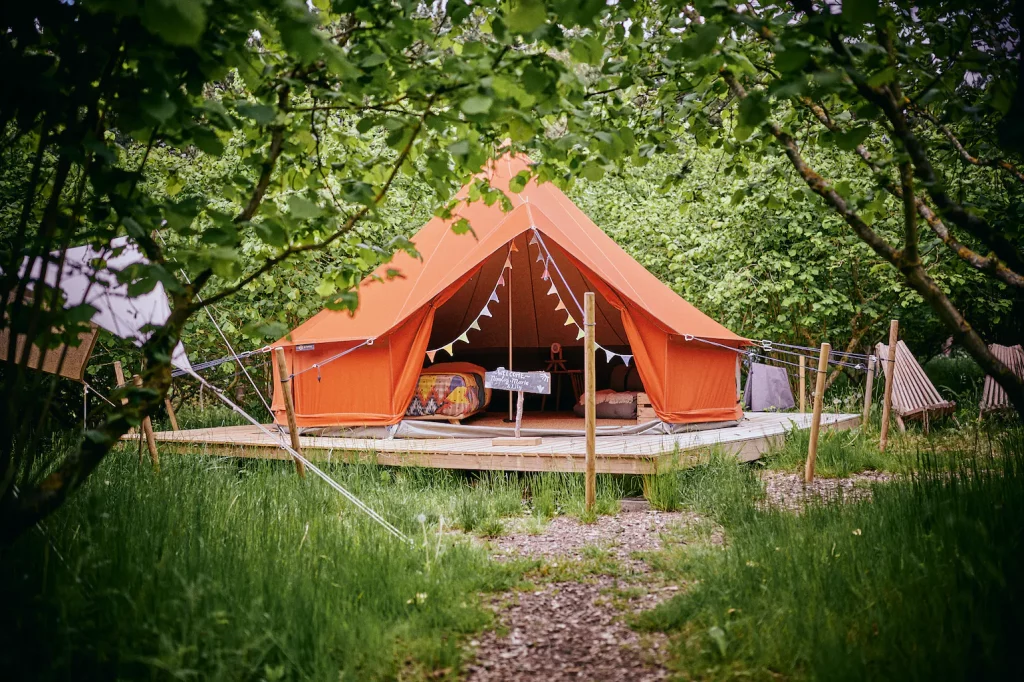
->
[144,412,860,474]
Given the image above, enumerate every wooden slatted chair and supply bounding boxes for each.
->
[876,340,956,433]
[980,344,1024,417]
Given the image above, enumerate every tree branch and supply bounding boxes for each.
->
[798,97,1024,288]
[911,105,1024,185]
[723,67,1024,417]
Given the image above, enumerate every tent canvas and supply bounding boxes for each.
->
[271,153,747,427]
[13,236,192,373]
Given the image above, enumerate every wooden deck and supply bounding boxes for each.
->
[147,411,860,474]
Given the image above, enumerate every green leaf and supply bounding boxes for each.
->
[506,0,547,34]
[140,0,207,47]
[448,140,470,156]
[287,196,321,220]
[843,0,879,25]
[774,47,810,73]
[461,95,494,115]
[237,103,276,126]
[254,220,289,248]
[834,124,872,150]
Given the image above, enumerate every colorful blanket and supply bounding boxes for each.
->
[406,362,490,419]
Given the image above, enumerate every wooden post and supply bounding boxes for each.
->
[113,361,135,434]
[164,396,180,431]
[862,355,876,427]
[584,292,596,512]
[879,319,899,452]
[798,355,807,413]
[133,374,160,472]
[804,342,830,483]
[514,390,525,438]
[508,246,514,422]
[274,347,306,478]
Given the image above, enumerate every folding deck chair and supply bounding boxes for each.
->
[876,340,956,433]
[980,344,1024,417]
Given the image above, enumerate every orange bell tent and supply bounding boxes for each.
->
[271,153,747,427]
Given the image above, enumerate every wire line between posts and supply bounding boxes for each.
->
[287,339,373,380]
[184,367,410,544]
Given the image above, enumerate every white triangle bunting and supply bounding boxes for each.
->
[503,256,512,270]
[576,327,585,340]
[489,290,499,304]
[480,305,492,318]
[623,355,632,367]
[554,299,566,312]
[528,233,539,246]
[547,284,558,296]
[470,319,481,331]
[604,349,615,363]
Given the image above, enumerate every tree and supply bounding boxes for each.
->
[558,0,1023,415]
[0,0,612,543]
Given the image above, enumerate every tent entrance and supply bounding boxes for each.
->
[423,231,639,418]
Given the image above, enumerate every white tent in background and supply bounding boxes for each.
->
[18,236,192,372]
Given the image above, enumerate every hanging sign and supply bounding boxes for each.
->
[296,344,316,352]
[485,367,551,394]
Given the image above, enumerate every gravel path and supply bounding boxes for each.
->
[760,469,895,512]
[465,507,695,681]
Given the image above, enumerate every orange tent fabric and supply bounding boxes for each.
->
[272,153,747,427]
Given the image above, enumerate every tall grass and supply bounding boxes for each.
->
[1,447,529,681]
[639,431,1024,681]
[764,426,896,476]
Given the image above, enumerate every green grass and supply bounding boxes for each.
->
[764,426,896,476]
[638,430,1024,681]
[0,447,530,681]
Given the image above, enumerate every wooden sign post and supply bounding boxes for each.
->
[584,292,597,513]
[485,368,551,446]
[804,342,830,483]
[879,319,899,452]
[862,355,876,428]
[274,347,306,478]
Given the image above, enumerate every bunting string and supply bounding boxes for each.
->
[424,249,512,362]
[528,228,634,367]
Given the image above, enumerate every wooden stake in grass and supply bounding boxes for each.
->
[879,319,899,452]
[799,354,806,413]
[584,292,596,513]
[133,374,160,472]
[164,386,179,431]
[862,355,876,428]
[275,347,306,478]
[804,342,830,483]
[113,360,135,435]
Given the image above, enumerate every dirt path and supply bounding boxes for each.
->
[464,506,706,681]
[760,470,894,511]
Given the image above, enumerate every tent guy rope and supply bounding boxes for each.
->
[182,366,411,544]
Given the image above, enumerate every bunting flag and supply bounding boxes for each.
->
[547,284,558,296]
[426,263,505,361]
[503,255,512,269]
[623,355,633,366]
[536,251,546,263]
[528,233,539,247]
[577,327,586,341]
[564,314,575,327]
[509,241,519,253]
[554,299,566,312]
[541,268,550,281]
[604,348,615,362]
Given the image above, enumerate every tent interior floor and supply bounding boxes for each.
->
[142,411,861,474]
